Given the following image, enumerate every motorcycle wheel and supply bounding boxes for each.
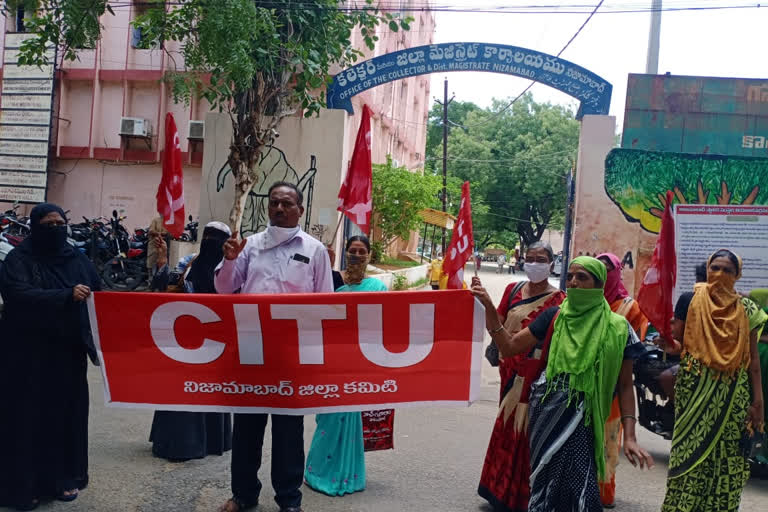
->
[102,258,147,291]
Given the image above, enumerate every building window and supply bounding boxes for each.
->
[131,0,161,49]
[8,3,26,33]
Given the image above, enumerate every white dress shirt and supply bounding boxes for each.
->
[214,228,333,295]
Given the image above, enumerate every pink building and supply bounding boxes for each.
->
[0,1,434,232]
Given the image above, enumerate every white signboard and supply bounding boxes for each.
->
[0,170,47,187]
[2,79,54,94]
[4,33,54,48]
[0,124,50,140]
[0,34,55,203]
[0,140,48,156]
[1,94,53,110]
[0,155,47,172]
[0,109,51,125]
[4,48,55,63]
[0,185,45,203]
[3,64,55,79]
[674,204,768,299]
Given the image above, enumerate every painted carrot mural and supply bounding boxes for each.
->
[604,149,768,233]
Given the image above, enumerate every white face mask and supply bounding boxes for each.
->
[262,224,300,250]
[524,262,551,283]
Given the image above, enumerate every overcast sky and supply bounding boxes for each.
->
[428,1,768,132]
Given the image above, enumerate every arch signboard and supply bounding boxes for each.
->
[327,42,612,118]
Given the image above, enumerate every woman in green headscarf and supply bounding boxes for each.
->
[472,256,653,511]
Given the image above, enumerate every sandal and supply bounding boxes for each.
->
[218,497,256,512]
[57,489,79,502]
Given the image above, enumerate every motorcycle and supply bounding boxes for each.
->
[101,210,148,291]
[179,215,199,242]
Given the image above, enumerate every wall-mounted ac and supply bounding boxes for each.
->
[119,117,150,137]
[188,120,205,140]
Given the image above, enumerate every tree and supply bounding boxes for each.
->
[426,93,578,248]
[16,0,410,232]
[424,100,480,174]
[371,156,440,250]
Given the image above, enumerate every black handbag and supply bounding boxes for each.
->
[484,281,527,367]
[740,429,766,459]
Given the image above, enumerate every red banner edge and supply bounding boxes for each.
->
[95,400,478,416]
[87,295,114,405]
[470,297,484,403]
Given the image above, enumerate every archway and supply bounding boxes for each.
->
[327,42,612,118]
[328,42,615,286]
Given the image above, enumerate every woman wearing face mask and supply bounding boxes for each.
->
[595,252,648,508]
[147,221,234,462]
[0,203,101,510]
[662,250,764,512]
[304,235,386,497]
[472,242,566,512]
[473,256,653,512]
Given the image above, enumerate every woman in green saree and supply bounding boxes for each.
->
[661,250,764,511]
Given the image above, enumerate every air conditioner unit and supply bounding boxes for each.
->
[119,117,150,137]
[188,120,205,140]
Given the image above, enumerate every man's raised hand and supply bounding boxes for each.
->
[223,235,247,261]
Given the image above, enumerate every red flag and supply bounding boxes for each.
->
[637,190,677,340]
[338,105,373,234]
[442,182,474,289]
[156,113,185,238]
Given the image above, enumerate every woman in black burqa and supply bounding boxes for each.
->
[147,221,233,461]
[0,203,101,511]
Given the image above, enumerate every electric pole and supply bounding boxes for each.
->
[435,78,454,254]
[646,0,662,74]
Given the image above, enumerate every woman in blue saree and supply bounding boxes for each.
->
[304,235,387,496]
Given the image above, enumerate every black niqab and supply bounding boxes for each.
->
[185,226,229,293]
[24,203,75,263]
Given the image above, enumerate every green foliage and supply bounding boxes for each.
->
[605,148,768,233]
[408,277,428,289]
[369,240,384,265]
[15,1,114,63]
[392,273,408,291]
[372,156,441,248]
[425,93,578,248]
[425,100,480,174]
[379,256,420,268]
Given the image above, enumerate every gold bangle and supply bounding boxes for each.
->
[489,325,505,335]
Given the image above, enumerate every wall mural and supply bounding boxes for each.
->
[216,145,317,237]
[604,148,768,234]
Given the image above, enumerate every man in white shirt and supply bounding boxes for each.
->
[215,181,333,512]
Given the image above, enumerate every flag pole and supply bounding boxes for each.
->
[330,212,345,247]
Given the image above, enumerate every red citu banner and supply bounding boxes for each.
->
[87,290,484,414]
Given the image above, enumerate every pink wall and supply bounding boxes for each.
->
[46,160,201,230]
